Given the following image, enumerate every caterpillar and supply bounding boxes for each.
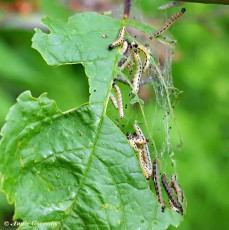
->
[118,40,132,71]
[126,132,138,150]
[161,174,182,209]
[150,8,186,39]
[109,27,125,50]
[126,133,148,149]
[120,40,130,55]
[158,1,185,10]
[118,54,132,71]
[127,132,151,179]
[109,93,119,110]
[170,174,184,203]
[142,141,152,174]
[152,158,165,212]
[133,123,146,142]
[168,199,183,215]
[133,124,152,176]
[138,149,152,180]
[132,42,150,72]
[131,138,148,145]
[131,49,142,94]
[112,83,124,119]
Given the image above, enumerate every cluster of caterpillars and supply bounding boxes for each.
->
[108,8,186,120]
[108,9,186,214]
[127,124,184,215]
[108,30,151,119]
[127,124,152,179]
[110,28,151,95]
[158,161,184,215]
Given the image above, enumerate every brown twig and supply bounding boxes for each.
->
[123,0,131,19]
[169,0,229,4]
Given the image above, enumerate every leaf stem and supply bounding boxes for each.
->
[123,0,131,19]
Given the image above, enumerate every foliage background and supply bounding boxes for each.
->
[0,0,228,229]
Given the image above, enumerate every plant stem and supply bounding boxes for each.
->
[123,0,131,19]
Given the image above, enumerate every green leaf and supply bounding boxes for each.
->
[32,13,124,104]
[0,91,182,229]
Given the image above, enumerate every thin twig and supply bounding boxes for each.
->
[123,0,131,19]
[168,0,229,5]
[114,74,158,86]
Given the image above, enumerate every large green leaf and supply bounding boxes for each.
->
[0,92,181,229]
[0,12,183,229]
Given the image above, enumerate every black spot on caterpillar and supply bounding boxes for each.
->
[161,174,182,210]
[150,8,186,39]
[112,83,124,118]
[109,27,125,50]
[152,159,165,212]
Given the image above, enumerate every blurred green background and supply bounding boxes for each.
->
[0,0,228,229]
